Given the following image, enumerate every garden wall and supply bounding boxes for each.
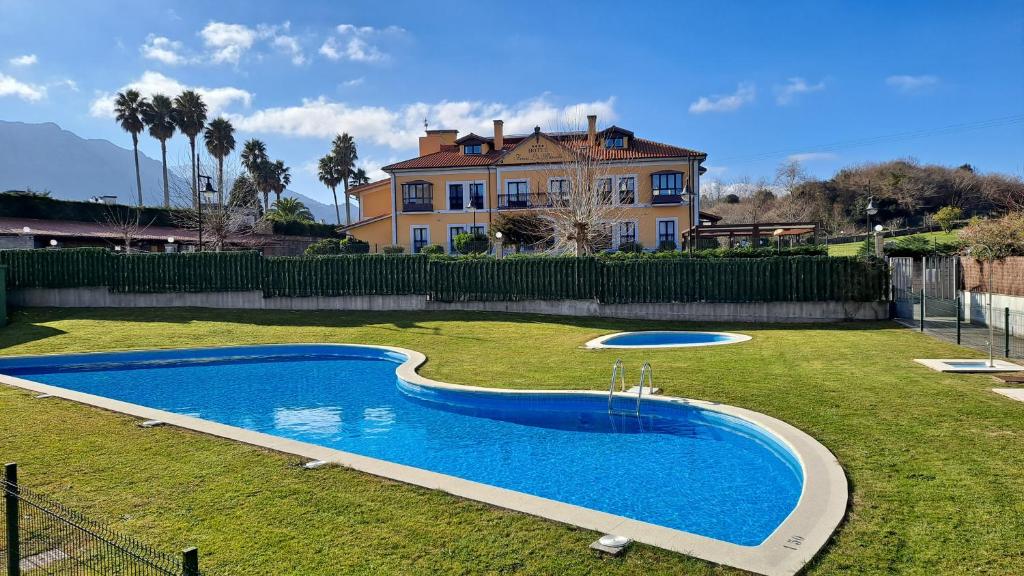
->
[959,256,1024,297]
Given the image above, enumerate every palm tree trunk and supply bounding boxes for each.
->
[160,140,170,208]
[331,185,341,225]
[216,156,224,206]
[263,190,270,211]
[189,137,198,209]
[132,133,143,207]
[343,179,351,226]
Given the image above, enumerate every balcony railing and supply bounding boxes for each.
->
[497,193,557,210]
[652,193,683,205]
[402,201,434,212]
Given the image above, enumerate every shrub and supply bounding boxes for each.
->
[420,244,445,255]
[454,232,490,254]
[617,241,644,253]
[657,240,677,252]
[337,237,370,254]
[382,245,405,255]
[934,206,964,233]
[304,238,341,255]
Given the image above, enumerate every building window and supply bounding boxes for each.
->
[448,226,466,252]
[504,180,529,208]
[402,181,433,211]
[651,172,684,198]
[464,143,482,155]
[605,136,624,149]
[618,177,636,205]
[657,219,677,246]
[448,183,464,211]
[412,226,429,253]
[549,178,570,201]
[469,182,485,209]
[597,178,613,204]
[618,222,637,246]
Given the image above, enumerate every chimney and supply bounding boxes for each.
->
[418,129,459,156]
[493,119,504,150]
[586,114,597,146]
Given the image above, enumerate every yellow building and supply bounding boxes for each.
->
[344,115,709,253]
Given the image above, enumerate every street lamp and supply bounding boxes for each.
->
[494,231,504,259]
[873,224,884,258]
[865,196,878,233]
[196,174,217,252]
[467,204,477,231]
[773,228,784,255]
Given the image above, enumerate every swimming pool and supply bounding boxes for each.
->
[0,345,846,576]
[585,331,752,349]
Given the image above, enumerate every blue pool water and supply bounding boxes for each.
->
[0,345,801,546]
[600,331,748,347]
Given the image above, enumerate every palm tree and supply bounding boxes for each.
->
[140,94,176,208]
[349,167,370,188]
[331,133,358,226]
[203,118,235,206]
[240,139,274,210]
[113,90,147,206]
[172,90,208,208]
[271,160,291,204]
[267,197,314,223]
[317,153,344,225]
[228,174,261,211]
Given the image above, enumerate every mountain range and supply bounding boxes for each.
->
[0,120,354,224]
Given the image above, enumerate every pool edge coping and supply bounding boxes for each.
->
[583,331,754,349]
[0,343,847,576]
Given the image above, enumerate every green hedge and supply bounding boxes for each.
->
[0,248,112,288]
[263,255,428,297]
[110,251,263,293]
[0,249,888,303]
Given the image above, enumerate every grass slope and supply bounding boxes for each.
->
[1,308,1022,575]
[828,230,960,257]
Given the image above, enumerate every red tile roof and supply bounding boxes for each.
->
[348,178,389,196]
[0,217,199,241]
[383,131,705,171]
[339,213,389,231]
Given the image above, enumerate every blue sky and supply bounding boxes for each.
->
[1,0,1022,206]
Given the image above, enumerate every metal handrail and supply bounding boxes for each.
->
[637,362,653,415]
[608,358,625,413]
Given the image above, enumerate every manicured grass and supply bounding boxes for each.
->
[828,230,960,257]
[1,307,1023,575]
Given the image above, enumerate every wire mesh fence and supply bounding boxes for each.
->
[1,463,200,576]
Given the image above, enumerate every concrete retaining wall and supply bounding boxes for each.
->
[8,287,889,323]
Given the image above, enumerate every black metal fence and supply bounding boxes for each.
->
[2,463,201,576]
[890,256,1023,359]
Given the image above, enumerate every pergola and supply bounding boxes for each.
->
[690,221,819,248]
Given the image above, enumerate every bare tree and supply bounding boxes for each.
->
[774,159,808,195]
[167,154,259,251]
[530,118,632,255]
[97,203,155,252]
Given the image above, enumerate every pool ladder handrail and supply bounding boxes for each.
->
[608,360,651,416]
[608,358,626,413]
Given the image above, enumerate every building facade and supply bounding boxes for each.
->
[345,115,707,253]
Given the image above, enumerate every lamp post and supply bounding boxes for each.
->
[196,173,218,252]
[773,228,784,255]
[494,231,504,259]
[865,196,878,235]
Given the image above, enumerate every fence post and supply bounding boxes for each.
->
[1007,307,1012,358]
[4,462,21,576]
[182,547,199,576]
[956,295,962,345]
[920,256,926,332]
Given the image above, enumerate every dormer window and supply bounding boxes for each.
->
[605,136,624,149]
[464,143,482,155]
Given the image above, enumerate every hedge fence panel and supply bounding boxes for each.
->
[0,249,888,304]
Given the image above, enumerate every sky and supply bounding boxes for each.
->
[1,0,1022,207]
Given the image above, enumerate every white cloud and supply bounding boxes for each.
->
[886,75,938,92]
[140,35,188,65]
[9,54,37,67]
[230,95,617,150]
[319,24,405,63]
[89,71,252,118]
[787,152,837,163]
[689,83,756,114]
[342,77,365,87]
[272,34,306,65]
[775,77,825,105]
[0,73,45,101]
[49,78,78,92]
[200,21,258,65]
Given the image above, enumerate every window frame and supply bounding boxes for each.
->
[615,220,639,248]
[410,225,430,253]
[651,171,685,199]
[401,181,434,212]
[447,224,467,253]
[605,136,625,149]
[656,217,678,247]
[463,143,482,155]
[616,175,637,206]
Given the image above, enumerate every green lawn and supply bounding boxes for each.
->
[828,230,960,257]
[1,308,1022,575]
